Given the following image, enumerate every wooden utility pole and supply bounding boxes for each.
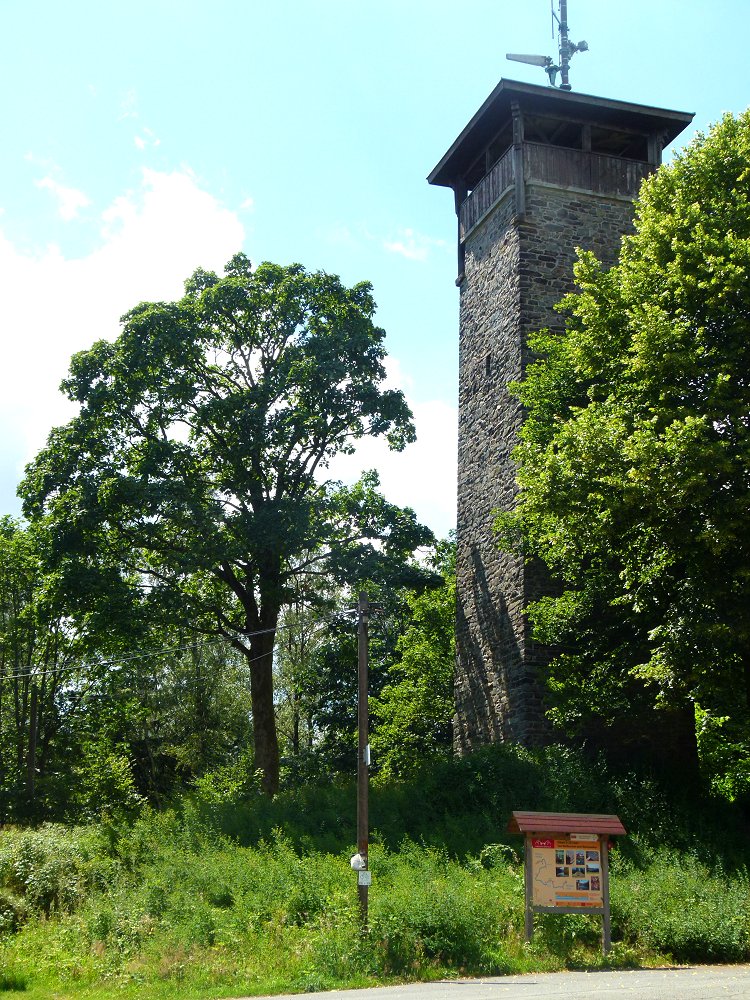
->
[356,591,370,929]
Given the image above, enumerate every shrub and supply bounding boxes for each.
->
[70,741,145,821]
[368,841,522,974]
[0,971,27,992]
[612,847,750,962]
[0,825,117,917]
[0,890,27,935]
[0,744,749,996]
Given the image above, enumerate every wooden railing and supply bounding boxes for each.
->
[459,148,514,239]
[460,143,653,240]
[524,143,652,198]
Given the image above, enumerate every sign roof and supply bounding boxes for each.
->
[507,810,627,835]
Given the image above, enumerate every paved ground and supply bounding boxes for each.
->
[239,965,750,1000]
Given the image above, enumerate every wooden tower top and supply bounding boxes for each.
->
[428,78,694,194]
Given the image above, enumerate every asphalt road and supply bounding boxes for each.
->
[240,966,750,1000]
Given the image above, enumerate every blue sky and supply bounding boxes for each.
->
[1,0,747,537]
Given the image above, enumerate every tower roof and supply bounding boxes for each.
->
[428,78,694,188]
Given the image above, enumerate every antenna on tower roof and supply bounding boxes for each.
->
[506,0,588,91]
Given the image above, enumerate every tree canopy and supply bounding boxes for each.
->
[21,255,434,794]
[371,536,455,779]
[0,517,83,819]
[496,111,750,787]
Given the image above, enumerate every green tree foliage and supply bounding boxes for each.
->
[71,636,254,807]
[273,570,339,773]
[0,518,88,820]
[157,640,253,782]
[495,112,750,787]
[272,580,417,781]
[20,256,433,794]
[371,537,456,778]
[0,516,254,819]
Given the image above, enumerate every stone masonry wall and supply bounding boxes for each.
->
[455,180,637,754]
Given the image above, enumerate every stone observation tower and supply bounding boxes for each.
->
[428,79,693,753]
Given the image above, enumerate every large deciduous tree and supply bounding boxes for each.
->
[21,255,433,794]
[496,112,750,782]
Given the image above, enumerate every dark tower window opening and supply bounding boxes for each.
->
[459,116,651,204]
[488,128,513,164]
[465,157,486,193]
[590,127,648,161]
[523,115,583,150]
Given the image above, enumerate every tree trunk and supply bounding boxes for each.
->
[292,690,300,758]
[26,684,38,802]
[248,627,280,795]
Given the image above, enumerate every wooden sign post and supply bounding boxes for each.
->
[508,811,626,955]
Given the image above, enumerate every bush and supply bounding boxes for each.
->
[0,890,27,934]
[0,825,117,917]
[368,841,522,974]
[69,742,145,822]
[612,846,750,962]
[0,971,27,992]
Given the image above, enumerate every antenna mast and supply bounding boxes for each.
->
[556,0,577,91]
[506,1,588,91]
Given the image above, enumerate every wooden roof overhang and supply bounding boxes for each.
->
[507,810,627,836]
[428,78,694,189]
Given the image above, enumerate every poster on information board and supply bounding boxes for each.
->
[530,834,603,908]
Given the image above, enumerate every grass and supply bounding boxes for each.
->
[0,745,748,999]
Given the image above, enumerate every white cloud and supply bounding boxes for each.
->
[0,183,456,534]
[119,88,138,120]
[35,177,91,221]
[24,151,56,168]
[134,127,160,151]
[240,196,255,211]
[383,227,447,262]
[325,223,355,247]
[0,168,245,499]
[380,355,414,395]
[325,358,456,538]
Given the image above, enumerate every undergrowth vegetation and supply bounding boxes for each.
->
[0,745,749,999]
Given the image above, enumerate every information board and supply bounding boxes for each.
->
[530,833,603,909]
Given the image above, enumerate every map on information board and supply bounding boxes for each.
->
[530,834,603,908]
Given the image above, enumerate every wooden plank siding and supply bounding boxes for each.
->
[460,144,652,240]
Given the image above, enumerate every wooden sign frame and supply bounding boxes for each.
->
[508,811,626,955]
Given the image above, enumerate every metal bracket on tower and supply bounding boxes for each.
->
[506,1,588,91]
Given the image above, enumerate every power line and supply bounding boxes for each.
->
[0,600,367,688]
[0,623,290,686]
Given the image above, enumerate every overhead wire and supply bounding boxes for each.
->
[0,609,360,687]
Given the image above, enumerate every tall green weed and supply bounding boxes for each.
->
[0,745,749,998]
[612,845,750,962]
